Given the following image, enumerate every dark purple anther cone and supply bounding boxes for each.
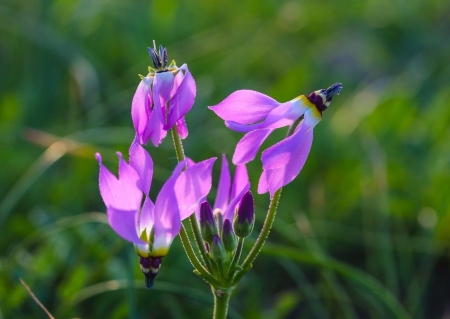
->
[325,83,343,101]
[233,191,255,238]
[307,82,343,113]
[148,44,168,72]
[140,257,162,289]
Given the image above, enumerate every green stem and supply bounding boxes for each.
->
[213,288,232,319]
[170,127,214,272]
[189,215,214,271]
[228,237,244,278]
[235,188,282,284]
[179,225,220,286]
[170,127,187,165]
[234,119,299,282]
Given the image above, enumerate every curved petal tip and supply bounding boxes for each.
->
[95,153,102,163]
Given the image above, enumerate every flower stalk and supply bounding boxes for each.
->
[171,127,215,273]
[95,44,342,318]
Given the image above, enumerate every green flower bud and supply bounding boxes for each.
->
[222,219,237,253]
[200,201,218,243]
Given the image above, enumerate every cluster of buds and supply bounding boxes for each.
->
[199,191,255,278]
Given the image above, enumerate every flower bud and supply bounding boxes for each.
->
[214,209,224,237]
[200,201,218,243]
[211,235,227,264]
[233,190,255,238]
[222,219,237,253]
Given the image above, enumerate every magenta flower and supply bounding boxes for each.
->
[96,139,215,257]
[209,83,342,197]
[132,44,196,146]
[211,154,250,221]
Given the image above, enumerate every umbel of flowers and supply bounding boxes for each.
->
[95,43,342,318]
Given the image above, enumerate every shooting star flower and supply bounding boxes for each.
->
[132,43,196,146]
[209,83,342,197]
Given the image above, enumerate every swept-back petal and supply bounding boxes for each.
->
[129,138,153,196]
[230,164,249,199]
[148,106,168,146]
[165,68,196,130]
[153,71,174,126]
[257,170,269,195]
[175,117,189,139]
[152,161,185,256]
[209,90,279,124]
[131,77,152,144]
[175,158,216,220]
[107,207,145,244]
[224,99,306,133]
[258,121,315,197]
[96,152,141,212]
[260,121,313,169]
[232,128,274,165]
[214,154,231,212]
[137,196,155,241]
[171,69,184,94]
[223,183,250,221]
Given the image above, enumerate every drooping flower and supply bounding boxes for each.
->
[96,139,215,287]
[132,44,196,146]
[209,83,342,197]
[211,154,250,221]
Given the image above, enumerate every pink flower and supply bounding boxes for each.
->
[132,45,196,146]
[96,138,216,257]
[209,83,342,197]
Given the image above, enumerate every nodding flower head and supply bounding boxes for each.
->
[209,83,342,197]
[132,42,196,146]
[96,139,215,287]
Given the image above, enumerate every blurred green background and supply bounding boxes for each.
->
[1,0,449,318]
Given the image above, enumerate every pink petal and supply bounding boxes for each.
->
[232,128,274,165]
[175,116,189,139]
[261,121,313,169]
[153,72,174,126]
[230,164,249,199]
[107,207,145,244]
[257,170,269,194]
[224,100,304,133]
[171,69,184,94]
[96,152,142,212]
[137,196,155,237]
[223,183,250,221]
[131,77,152,144]
[222,164,250,220]
[258,121,315,197]
[153,162,185,254]
[165,68,196,130]
[209,90,280,124]
[129,138,153,196]
[175,158,216,220]
[214,154,231,212]
[148,106,168,147]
